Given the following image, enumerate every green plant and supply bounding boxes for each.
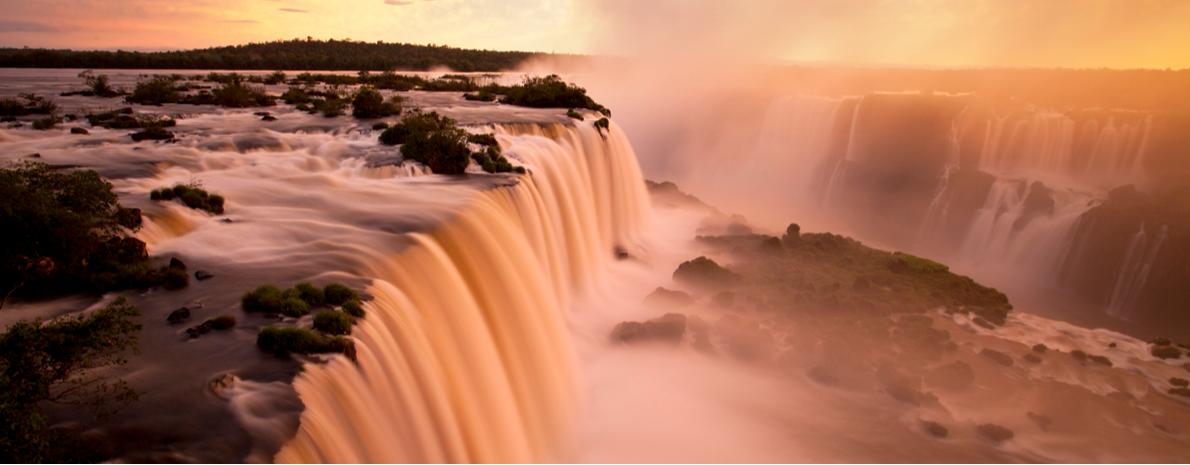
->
[379,111,472,174]
[256,327,355,361]
[324,283,359,305]
[242,285,285,312]
[280,297,312,318]
[313,310,353,335]
[0,297,141,462]
[351,86,400,119]
[372,121,389,130]
[126,75,181,105]
[30,116,59,130]
[341,300,366,318]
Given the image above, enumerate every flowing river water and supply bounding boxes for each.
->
[2,69,1189,462]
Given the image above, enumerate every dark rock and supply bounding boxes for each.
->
[261,115,277,121]
[1022,353,1042,363]
[210,315,236,330]
[614,246,630,260]
[186,320,215,338]
[1013,181,1055,231]
[169,257,186,270]
[978,424,1014,443]
[253,111,271,117]
[194,270,214,281]
[219,218,234,223]
[673,256,737,289]
[1152,337,1172,346]
[167,307,191,324]
[643,287,695,308]
[1071,350,1088,361]
[130,130,174,142]
[980,348,1014,367]
[1171,377,1189,387]
[925,361,975,390]
[70,127,89,135]
[1088,354,1112,367]
[806,366,839,386]
[1032,343,1048,353]
[923,421,949,438]
[27,153,40,158]
[1152,346,1182,359]
[687,315,709,333]
[1108,342,1117,348]
[611,313,687,345]
[1027,412,1052,431]
[1170,387,1190,398]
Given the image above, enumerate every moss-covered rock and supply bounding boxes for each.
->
[1152,346,1182,359]
[242,285,284,312]
[313,310,353,335]
[341,300,366,318]
[673,256,737,289]
[280,297,311,318]
[324,283,359,305]
[256,327,355,360]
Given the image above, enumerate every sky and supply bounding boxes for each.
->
[1,0,1189,69]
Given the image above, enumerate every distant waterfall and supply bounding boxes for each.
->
[275,121,650,463]
[1105,224,1168,320]
[976,113,1152,185]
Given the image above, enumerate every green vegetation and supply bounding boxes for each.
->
[70,70,122,98]
[0,162,193,301]
[241,285,285,313]
[30,116,60,130]
[255,327,356,361]
[372,121,389,130]
[0,93,58,117]
[126,75,181,105]
[341,300,366,318]
[498,75,611,116]
[150,183,225,214]
[324,283,359,305]
[594,117,610,138]
[85,108,177,130]
[313,311,353,335]
[0,297,141,463]
[566,108,582,120]
[0,40,536,72]
[379,111,472,174]
[351,86,401,119]
[284,282,326,306]
[280,298,311,318]
[282,87,311,104]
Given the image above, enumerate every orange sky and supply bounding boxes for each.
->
[1,0,1188,69]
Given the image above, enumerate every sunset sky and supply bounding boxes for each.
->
[1,0,1188,69]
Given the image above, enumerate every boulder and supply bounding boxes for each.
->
[261,115,277,121]
[194,270,214,281]
[168,257,186,270]
[186,320,215,338]
[978,424,1014,443]
[167,307,191,324]
[610,313,687,345]
[70,127,89,135]
[643,287,695,308]
[923,421,949,438]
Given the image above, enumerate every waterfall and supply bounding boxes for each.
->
[274,120,650,463]
[1105,224,1168,320]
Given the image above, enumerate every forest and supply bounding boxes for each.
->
[0,39,539,72]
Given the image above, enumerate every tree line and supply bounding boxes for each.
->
[0,39,541,72]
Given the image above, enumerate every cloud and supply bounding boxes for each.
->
[0,20,57,33]
[384,0,413,4]
[221,19,260,23]
[278,8,308,13]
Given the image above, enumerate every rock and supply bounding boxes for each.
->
[806,366,839,386]
[1088,354,1112,367]
[1152,346,1182,359]
[925,361,975,390]
[1170,387,1190,398]
[978,424,1014,443]
[27,153,40,158]
[209,373,236,395]
[186,319,215,338]
[167,307,191,324]
[194,270,214,281]
[1152,337,1172,346]
[981,348,1014,367]
[644,287,695,308]
[1022,353,1042,363]
[210,315,236,329]
[1032,343,1048,353]
[614,246,630,260]
[219,218,234,223]
[261,115,277,121]
[1171,377,1189,387]
[923,421,949,438]
[673,256,737,289]
[169,257,186,270]
[610,313,687,345]
[70,127,89,135]
[1071,350,1088,361]
[1108,342,1117,348]
[254,111,271,117]
[130,130,175,142]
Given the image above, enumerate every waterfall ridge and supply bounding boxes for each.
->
[275,120,650,463]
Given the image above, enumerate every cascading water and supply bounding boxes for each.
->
[1105,223,1168,320]
[275,121,651,463]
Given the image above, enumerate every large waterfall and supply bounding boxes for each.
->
[754,93,1158,314]
[275,121,650,462]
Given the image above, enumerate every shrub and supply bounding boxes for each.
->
[566,108,582,119]
[256,327,337,355]
[162,267,189,290]
[313,310,353,335]
[209,83,274,108]
[289,282,325,306]
[467,133,498,146]
[282,87,311,105]
[79,70,120,98]
[351,86,399,119]
[372,121,389,130]
[242,285,284,312]
[341,300,366,318]
[31,116,59,131]
[263,71,287,85]
[127,76,180,105]
[594,117,610,138]
[210,315,236,329]
[280,297,311,318]
[150,183,224,214]
[498,75,610,116]
[463,91,496,102]
[380,112,471,174]
[324,283,359,305]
